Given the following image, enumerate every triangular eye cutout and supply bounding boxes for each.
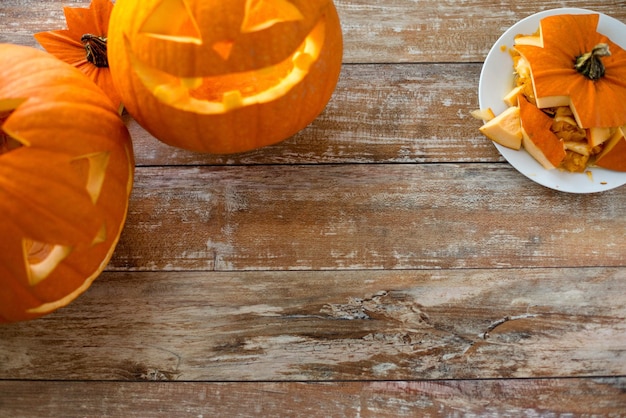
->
[241,0,304,33]
[139,0,202,45]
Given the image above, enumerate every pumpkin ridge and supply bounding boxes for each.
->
[0,157,104,244]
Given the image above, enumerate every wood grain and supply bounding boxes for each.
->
[2,0,625,64]
[1,268,624,381]
[334,0,626,64]
[1,378,625,417]
[110,164,626,271]
[126,63,502,166]
[1,0,626,416]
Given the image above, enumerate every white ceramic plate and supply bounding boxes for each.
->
[478,8,626,193]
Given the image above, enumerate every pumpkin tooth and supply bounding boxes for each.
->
[181,77,203,90]
[293,51,314,72]
[153,83,188,104]
[223,90,243,110]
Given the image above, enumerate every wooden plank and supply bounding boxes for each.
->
[1,378,625,416]
[335,0,626,64]
[2,0,625,64]
[1,268,624,380]
[126,63,500,166]
[110,164,626,271]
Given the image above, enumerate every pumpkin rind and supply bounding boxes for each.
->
[0,44,134,323]
[519,95,566,170]
[595,127,626,171]
[514,14,626,129]
[107,0,343,154]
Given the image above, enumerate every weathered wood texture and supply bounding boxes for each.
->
[124,63,499,166]
[1,378,625,417]
[109,165,626,271]
[1,0,626,416]
[3,0,625,167]
[2,0,624,64]
[1,268,625,381]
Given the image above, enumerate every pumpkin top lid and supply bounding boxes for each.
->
[515,13,626,129]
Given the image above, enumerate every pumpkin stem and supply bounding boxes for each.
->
[81,34,109,68]
[575,43,611,81]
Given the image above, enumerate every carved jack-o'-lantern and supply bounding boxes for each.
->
[108,0,343,154]
[0,44,134,322]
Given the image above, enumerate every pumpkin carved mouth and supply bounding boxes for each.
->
[126,13,326,114]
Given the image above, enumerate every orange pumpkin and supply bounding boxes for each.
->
[107,0,343,154]
[514,13,626,129]
[0,44,134,323]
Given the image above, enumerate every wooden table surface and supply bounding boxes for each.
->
[2,0,626,416]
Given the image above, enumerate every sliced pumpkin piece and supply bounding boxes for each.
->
[588,126,614,147]
[519,95,566,169]
[478,105,522,150]
[514,34,542,47]
[595,126,626,172]
[470,107,495,121]
[503,85,524,107]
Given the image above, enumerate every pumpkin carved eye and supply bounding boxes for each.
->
[139,0,305,42]
[241,0,304,33]
[139,0,202,45]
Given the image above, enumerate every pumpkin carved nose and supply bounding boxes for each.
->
[212,40,234,61]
